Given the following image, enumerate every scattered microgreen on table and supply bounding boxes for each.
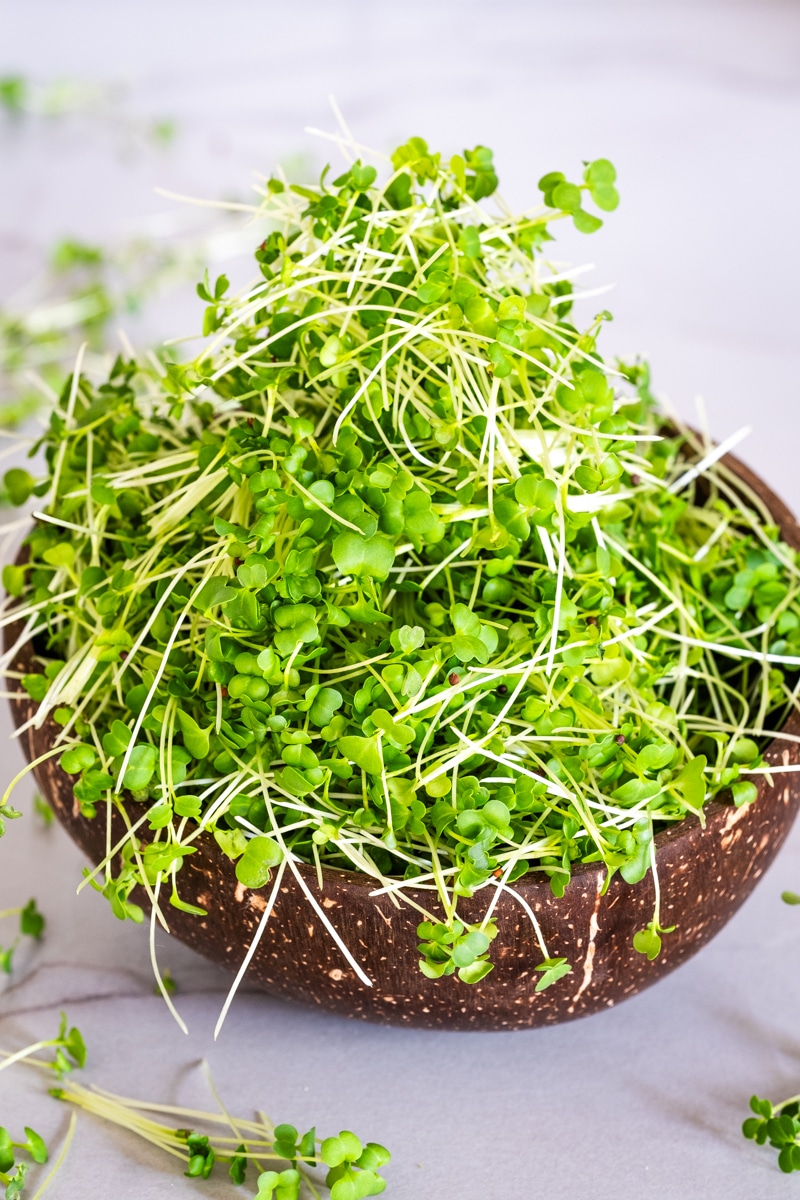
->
[743,1093,800,1174]
[0,1013,86,1083]
[2,133,799,1011]
[31,797,52,828]
[0,1016,85,1198]
[0,228,235,437]
[0,900,45,976]
[51,1072,390,1199]
[1,1016,388,1198]
[0,1123,49,1200]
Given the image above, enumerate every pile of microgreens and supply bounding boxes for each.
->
[3,131,800,1015]
[1,1018,389,1199]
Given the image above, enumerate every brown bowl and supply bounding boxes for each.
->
[6,451,800,1030]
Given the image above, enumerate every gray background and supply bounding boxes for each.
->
[2,1,800,1196]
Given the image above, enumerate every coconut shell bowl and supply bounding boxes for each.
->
[6,451,800,1032]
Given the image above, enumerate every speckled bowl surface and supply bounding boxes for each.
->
[6,451,800,1029]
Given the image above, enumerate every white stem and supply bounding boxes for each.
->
[214,859,288,1040]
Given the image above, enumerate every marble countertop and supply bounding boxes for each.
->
[2,2,800,1195]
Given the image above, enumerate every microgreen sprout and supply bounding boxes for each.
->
[3,125,799,1014]
[0,1013,86,1081]
[0,900,45,976]
[0,1124,48,1200]
[0,803,21,840]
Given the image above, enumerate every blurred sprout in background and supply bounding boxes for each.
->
[0,71,273,463]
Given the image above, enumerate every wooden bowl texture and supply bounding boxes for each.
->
[6,451,800,1030]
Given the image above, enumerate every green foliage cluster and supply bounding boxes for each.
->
[42,1014,87,1082]
[4,136,799,989]
[246,1126,389,1199]
[160,1120,390,1198]
[743,1094,800,1173]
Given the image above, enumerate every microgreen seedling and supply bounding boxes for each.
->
[32,796,53,827]
[743,1093,800,1173]
[0,899,45,978]
[0,1125,49,1200]
[0,1017,85,1197]
[0,1013,86,1081]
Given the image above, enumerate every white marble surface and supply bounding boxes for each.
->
[2,1,800,1195]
